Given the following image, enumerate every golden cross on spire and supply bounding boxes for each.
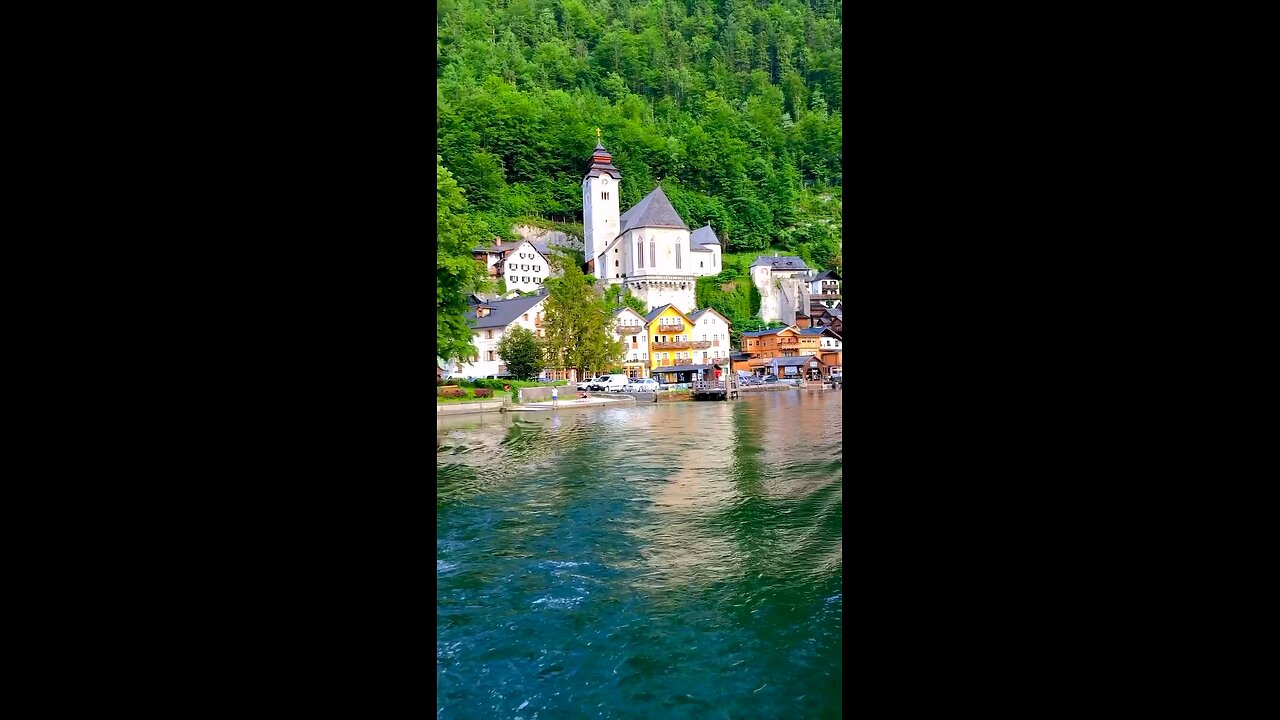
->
[596,127,602,143]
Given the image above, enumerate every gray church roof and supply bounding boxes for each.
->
[690,224,720,247]
[464,293,546,330]
[619,186,689,233]
[751,255,810,270]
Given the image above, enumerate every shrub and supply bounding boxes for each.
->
[438,387,467,398]
[473,388,493,398]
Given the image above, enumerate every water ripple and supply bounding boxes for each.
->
[438,391,842,718]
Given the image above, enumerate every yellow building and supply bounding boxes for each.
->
[645,303,722,384]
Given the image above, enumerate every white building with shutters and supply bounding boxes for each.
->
[687,307,732,367]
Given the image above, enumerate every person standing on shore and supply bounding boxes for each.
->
[551,385,558,407]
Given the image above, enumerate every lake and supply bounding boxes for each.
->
[437,389,842,719]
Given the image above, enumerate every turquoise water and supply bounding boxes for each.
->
[438,390,842,719]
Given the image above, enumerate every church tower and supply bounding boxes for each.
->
[582,133,620,277]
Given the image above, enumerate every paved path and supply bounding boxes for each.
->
[509,395,635,411]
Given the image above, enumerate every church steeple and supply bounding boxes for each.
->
[583,132,621,276]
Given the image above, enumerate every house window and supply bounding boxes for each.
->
[615,248,619,254]
[523,314,528,321]
[534,266,540,271]
[486,330,493,339]
[535,278,541,284]
[508,264,515,271]
[486,351,495,361]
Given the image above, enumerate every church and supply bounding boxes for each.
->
[581,139,721,313]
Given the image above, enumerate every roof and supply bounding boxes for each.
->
[751,255,810,270]
[687,308,731,325]
[690,245,712,253]
[470,240,549,258]
[811,270,841,282]
[797,327,834,335]
[740,327,790,337]
[690,225,719,247]
[619,186,688,232]
[643,303,693,324]
[827,307,843,317]
[652,363,717,374]
[766,356,828,368]
[466,293,502,305]
[464,293,546,330]
[584,142,621,180]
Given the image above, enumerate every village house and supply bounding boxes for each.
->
[470,238,554,293]
[645,303,695,372]
[687,307,732,368]
[810,305,843,337]
[750,254,813,325]
[450,291,563,380]
[642,303,730,384]
[739,325,836,380]
[612,307,649,379]
[806,269,841,298]
[798,326,842,377]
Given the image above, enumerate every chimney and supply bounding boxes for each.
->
[493,237,501,247]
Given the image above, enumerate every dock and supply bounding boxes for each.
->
[691,378,739,400]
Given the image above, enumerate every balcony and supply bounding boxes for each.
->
[652,340,692,350]
[691,340,712,349]
[657,322,684,332]
[615,325,643,336]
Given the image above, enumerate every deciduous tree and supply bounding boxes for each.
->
[495,325,544,380]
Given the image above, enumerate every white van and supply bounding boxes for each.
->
[589,374,631,392]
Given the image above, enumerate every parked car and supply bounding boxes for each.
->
[589,374,632,392]
[578,375,606,391]
[762,374,778,383]
[627,378,660,392]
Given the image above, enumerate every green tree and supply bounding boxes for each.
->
[604,284,647,315]
[495,325,544,380]
[437,156,489,363]
[542,254,624,378]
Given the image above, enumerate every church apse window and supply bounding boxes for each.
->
[676,244,681,270]
[636,240,644,268]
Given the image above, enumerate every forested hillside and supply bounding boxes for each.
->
[436,0,843,272]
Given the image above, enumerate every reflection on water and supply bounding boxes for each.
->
[438,389,842,719]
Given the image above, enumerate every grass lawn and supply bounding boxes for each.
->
[436,390,512,404]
